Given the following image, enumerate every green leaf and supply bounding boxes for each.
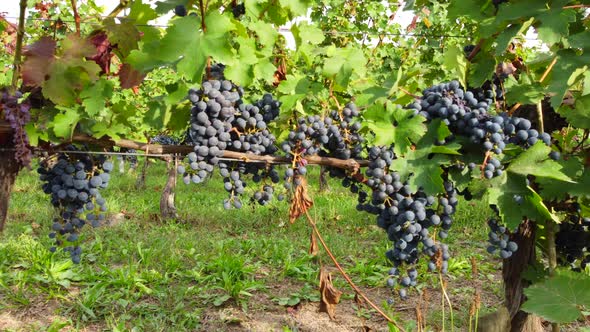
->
[442,45,467,89]
[487,172,556,230]
[390,120,460,195]
[278,0,311,17]
[323,46,366,89]
[504,81,545,105]
[364,102,426,155]
[522,269,590,324]
[248,21,278,47]
[128,0,158,25]
[91,122,127,140]
[556,94,590,129]
[103,18,141,58]
[52,108,81,139]
[80,78,114,117]
[447,0,487,21]
[547,49,590,108]
[507,141,573,182]
[536,7,576,46]
[292,22,325,47]
[468,53,496,88]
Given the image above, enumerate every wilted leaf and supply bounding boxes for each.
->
[289,176,313,223]
[309,231,319,256]
[319,267,342,320]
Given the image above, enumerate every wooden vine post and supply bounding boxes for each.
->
[0,0,27,233]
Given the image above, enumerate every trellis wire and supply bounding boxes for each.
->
[1,15,544,41]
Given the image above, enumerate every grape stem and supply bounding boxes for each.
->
[303,209,407,332]
[9,0,27,94]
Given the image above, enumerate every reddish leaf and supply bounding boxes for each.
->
[118,63,145,89]
[24,36,56,58]
[21,37,56,86]
[87,31,113,74]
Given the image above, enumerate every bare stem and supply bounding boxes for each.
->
[303,210,406,332]
[10,0,27,94]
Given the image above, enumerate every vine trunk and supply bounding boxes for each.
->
[503,219,543,332]
[0,123,20,232]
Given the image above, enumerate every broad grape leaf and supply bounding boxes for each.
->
[522,269,590,323]
[556,94,590,129]
[52,108,81,139]
[128,0,158,25]
[390,120,460,195]
[323,46,366,90]
[292,22,325,47]
[80,78,114,117]
[537,157,586,200]
[103,18,141,58]
[447,0,488,21]
[506,141,573,182]
[536,6,576,46]
[279,0,312,17]
[442,45,467,90]
[487,172,558,230]
[21,37,56,86]
[364,101,426,155]
[547,49,590,108]
[248,21,278,48]
[91,122,127,140]
[504,82,545,105]
[468,53,496,88]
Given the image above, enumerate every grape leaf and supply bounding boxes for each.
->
[487,172,557,230]
[547,49,590,108]
[128,0,158,25]
[118,63,146,89]
[292,22,325,47]
[536,6,576,46]
[80,78,114,117]
[506,141,573,182]
[442,45,467,90]
[323,45,366,90]
[52,108,81,139]
[556,94,590,129]
[390,120,460,195]
[522,269,590,324]
[364,101,426,155]
[537,157,586,200]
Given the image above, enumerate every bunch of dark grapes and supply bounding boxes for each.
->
[486,218,518,259]
[556,214,590,270]
[180,80,284,208]
[406,80,551,180]
[1,89,32,166]
[38,146,112,263]
[255,93,281,123]
[174,4,187,16]
[354,147,455,298]
[150,135,179,145]
[181,79,242,184]
[232,2,245,18]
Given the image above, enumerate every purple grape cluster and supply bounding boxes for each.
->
[38,146,112,263]
[1,90,32,166]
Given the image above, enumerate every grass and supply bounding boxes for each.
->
[0,159,502,331]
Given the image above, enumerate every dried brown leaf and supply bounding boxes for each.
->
[309,231,319,256]
[289,176,313,223]
[318,267,342,320]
